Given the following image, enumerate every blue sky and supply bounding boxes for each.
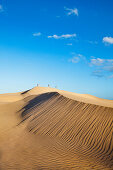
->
[0,0,113,99]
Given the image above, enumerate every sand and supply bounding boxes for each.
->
[0,87,113,169]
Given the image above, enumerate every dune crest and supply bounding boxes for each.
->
[0,86,113,107]
[24,87,113,108]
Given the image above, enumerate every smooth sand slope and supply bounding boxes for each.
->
[0,87,113,169]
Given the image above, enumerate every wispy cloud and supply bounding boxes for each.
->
[70,56,80,63]
[67,43,73,46]
[103,37,113,45]
[70,54,113,78]
[90,58,113,67]
[69,54,86,63]
[89,57,113,78]
[33,32,41,37]
[48,34,76,39]
[64,7,78,16]
[91,70,104,78]
[87,40,98,45]
[103,65,113,72]
[90,58,105,66]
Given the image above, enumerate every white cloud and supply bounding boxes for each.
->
[69,54,86,63]
[70,56,80,63]
[67,43,73,46]
[69,54,113,78]
[33,32,41,37]
[89,57,113,78]
[62,34,76,38]
[48,34,76,39]
[64,7,78,16]
[90,58,113,67]
[90,58,105,66]
[87,40,98,44]
[48,35,59,39]
[103,37,113,44]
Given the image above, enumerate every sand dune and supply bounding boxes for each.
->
[1,86,113,107]
[0,87,113,169]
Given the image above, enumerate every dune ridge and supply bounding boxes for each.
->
[0,87,113,169]
[0,87,113,108]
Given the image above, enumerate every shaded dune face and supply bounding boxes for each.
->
[20,92,113,169]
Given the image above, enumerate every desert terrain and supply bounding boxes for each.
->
[0,86,113,169]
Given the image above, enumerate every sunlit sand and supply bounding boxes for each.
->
[0,87,113,169]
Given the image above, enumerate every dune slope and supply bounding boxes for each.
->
[0,87,113,169]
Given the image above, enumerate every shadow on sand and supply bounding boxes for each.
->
[18,92,59,124]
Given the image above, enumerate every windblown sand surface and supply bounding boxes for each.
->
[0,87,113,169]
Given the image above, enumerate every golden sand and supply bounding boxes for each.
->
[0,87,113,169]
